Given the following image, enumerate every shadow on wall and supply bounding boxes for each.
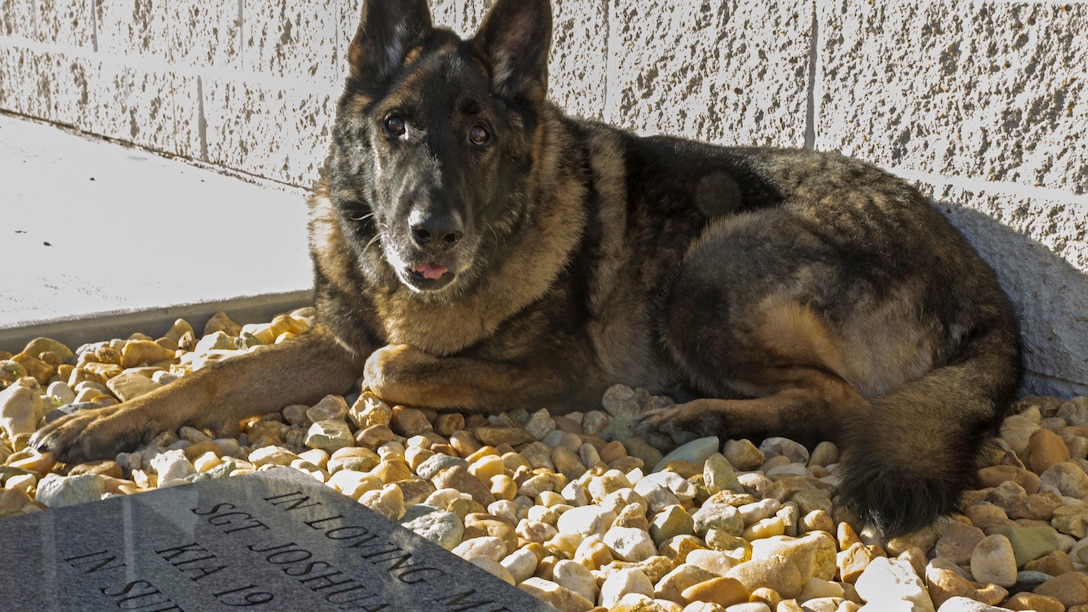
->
[939,203,1088,399]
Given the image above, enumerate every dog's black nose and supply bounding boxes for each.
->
[410,212,463,249]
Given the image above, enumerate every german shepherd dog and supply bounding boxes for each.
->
[34,0,1021,536]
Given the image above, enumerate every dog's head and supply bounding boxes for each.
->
[325,0,553,302]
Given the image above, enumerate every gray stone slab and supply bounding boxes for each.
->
[0,468,548,611]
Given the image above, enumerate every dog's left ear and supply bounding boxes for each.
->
[473,0,552,103]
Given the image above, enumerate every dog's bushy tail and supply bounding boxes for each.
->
[838,323,1021,537]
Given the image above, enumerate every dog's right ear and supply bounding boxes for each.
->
[348,0,432,88]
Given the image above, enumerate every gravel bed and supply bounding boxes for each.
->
[2,309,1088,612]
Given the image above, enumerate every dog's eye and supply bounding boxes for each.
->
[468,124,490,147]
[383,115,406,138]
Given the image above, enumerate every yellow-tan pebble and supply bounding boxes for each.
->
[370,459,413,484]
[405,446,435,471]
[193,451,222,473]
[573,534,614,570]
[359,483,404,520]
[680,576,750,607]
[744,516,787,540]
[328,470,382,500]
[469,454,507,481]
[490,475,518,501]
[297,448,330,470]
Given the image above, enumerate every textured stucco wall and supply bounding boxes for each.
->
[0,0,1085,395]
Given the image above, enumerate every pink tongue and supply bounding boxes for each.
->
[414,263,448,280]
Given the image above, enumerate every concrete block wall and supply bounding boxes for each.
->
[0,0,1085,396]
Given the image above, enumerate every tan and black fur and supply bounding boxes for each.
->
[33,0,1022,536]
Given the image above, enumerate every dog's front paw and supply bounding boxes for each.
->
[633,400,716,451]
[363,344,436,405]
[31,404,153,464]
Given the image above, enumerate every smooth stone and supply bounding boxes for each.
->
[654,564,719,602]
[750,532,837,582]
[552,559,597,604]
[691,503,743,537]
[1023,428,1072,475]
[650,505,695,544]
[726,554,803,599]
[469,556,515,586]
[306,394,349,422]
[1024,550,1075,576]
[935,597,1013,612]
[0,381,44,439]
[685,549,740,577]
[703,452,743,494]
[120,340,175,368]
[969,534,1018,587]
[681,576,749,607]
[35,473,106,508]
[501,548,540,583]
[1053,503,1088,538]
[993,524,1060,567]
[22,337,74,364]
[1056,397,1088,425]
[1003,592,1065,612]
[600,568,654,608]
[304,419,354,452]
[1040,462,1088,498]
[935,521,986,566]
[926,559,982,609]
[525,408,557,440]
[854,557,935,612]
[358,484,404,520]
[432,465,495,506]
[389,406,432,436]
[637,471,696,501]
[202,311,241,336]
[1000,409,1042,455]
[977,465,1042,493]
[518,577,594,612]
[652,436,720,472]
[723,439,764,471]
[808,441,839,467]
[45,381,76,405]
[193,330,238,353]
[326,470,381,500]
[416,453,469,480]
[451,535,508,563]
[105,371,163,402]
[603,525,658,562]
[475,426,535,447]
[400,504,464,551]
[557,504,616,537]
[758,437,809,465]
[1034,571,1088,607]
[248,446,300,467]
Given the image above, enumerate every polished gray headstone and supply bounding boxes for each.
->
[0,468,549,611]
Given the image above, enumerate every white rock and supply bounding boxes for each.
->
[46,381,76,405]
[36,473,106,508]
[150,449,195,482]
[854,557,935,612]
[602,525,657,562]
[501,548,539,583]
[451,536,507,563]
[552,559,597,603]
[556,504,616,537]
[470,557,515,585]
[0,381,44,439]
[652,436,720,472]
[599,568,653,608]
[935,597,1012,612]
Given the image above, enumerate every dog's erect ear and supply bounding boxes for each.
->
[473,0,552,103]
[348,0,433,87]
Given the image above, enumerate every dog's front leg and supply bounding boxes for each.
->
[32,327,365,464]
[364,344,588,413]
